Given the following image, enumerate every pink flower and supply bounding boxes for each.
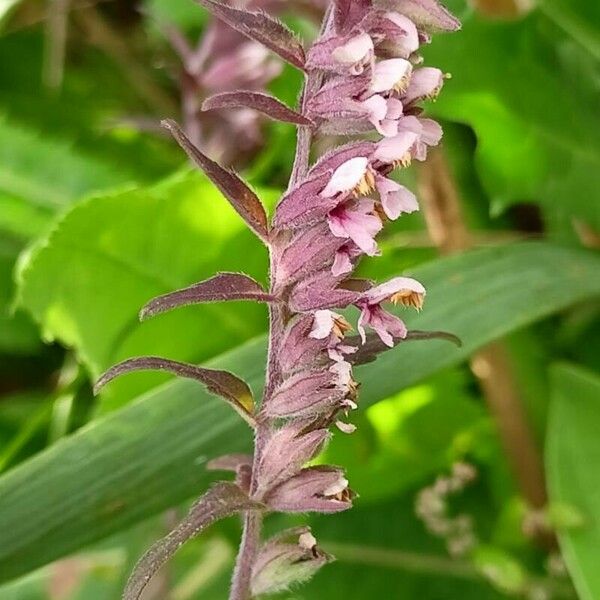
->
[404,67,445,105]
[357,304,408,347]
[327,199,383,256]
[356,277,426,346]
[331,33,375,74]
[309,310,352,340]
[369,58,413,93]
[321,157,370,198]
[360,95,403,137]
[365,276,426,307]
[265,466,353,513]
[375,174,418,219]
[374,130,420,164]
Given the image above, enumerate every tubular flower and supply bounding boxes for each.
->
[101,1,459,598]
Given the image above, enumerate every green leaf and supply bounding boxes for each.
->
[0,250,40,355]
[547,363,600,600]
[422,11,600,229]
[1,242,599,581]
[0,117,129,241]
[17,171,274,409]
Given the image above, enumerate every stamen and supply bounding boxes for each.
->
[352,168,376,196]
[390,289,424,310]
[332,315,353,338]
[393,153,413,169]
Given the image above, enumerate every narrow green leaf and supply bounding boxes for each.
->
[547,363,600,600]
[0,242,599,581]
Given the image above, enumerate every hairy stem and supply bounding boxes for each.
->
[229,8,335,596]
[229,512,262,600]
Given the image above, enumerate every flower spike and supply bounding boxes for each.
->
[108,1,460,597]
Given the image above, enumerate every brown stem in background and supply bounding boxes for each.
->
[470,0,532,19]
[417,149,548,511]
[43,0,70,90]
[73,4,178,116]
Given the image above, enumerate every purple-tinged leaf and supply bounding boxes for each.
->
[162,119,269,239]
[140,272,275,320]
[265,466,353,513]
[348,329,462,365]
[308,141,376,178]
[276,225,346,285]
[123,482,263,600]
[334,0,372,33]
[207,454,253,473]
[375,0,461,32]
[255,424,331,494]
[290,272,361,312]
[273,172,336,230]
[95,356,256,424]
[202,91,314,127]
[195,0,306,69]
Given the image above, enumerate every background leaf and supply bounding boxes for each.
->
[422,8,600,229]
[17,171,277,410]
[547,363,600,600]
[1,242,599,581]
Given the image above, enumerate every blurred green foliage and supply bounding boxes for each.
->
[0,0,598,599]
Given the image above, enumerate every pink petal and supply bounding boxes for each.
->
[332,248,353,276]
[370,58,412,93]
[309,310,339,339]
[376,175,418,219]
[331,32,374,65]
[365,276,426,304]
[419,118,443,146]
[374,130,419,163]
[384,12,420,57]
[321,157,369,198]
[404,67,444,104]
[386,98,404,119]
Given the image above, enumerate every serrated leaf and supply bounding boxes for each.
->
[1,242,600,580]
[16,171,273,410]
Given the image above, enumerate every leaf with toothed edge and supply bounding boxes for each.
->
[140,272,276,320]
[195,0,306,69]
[95,356,256,423]
[162,120,269,239]
[202,92,314,127]
[347,330,462,365]
[123,482,264,600]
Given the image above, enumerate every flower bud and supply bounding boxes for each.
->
[255,424,331,494]
[251,527,333,596]
[265,466,354,513]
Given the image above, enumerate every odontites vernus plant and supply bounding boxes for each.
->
[95,0,460,598]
